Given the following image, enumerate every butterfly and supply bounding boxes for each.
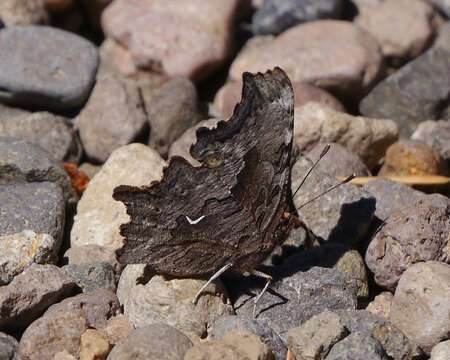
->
[113,68,294,314]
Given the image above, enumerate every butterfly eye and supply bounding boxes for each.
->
[205,154,222,168]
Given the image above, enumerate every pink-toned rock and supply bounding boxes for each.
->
[214,80,344,118]
[366,292,393,320]
[0,0,49,26]
[101,0,241,82]
[229,20,383,98]
[355,0,435,62]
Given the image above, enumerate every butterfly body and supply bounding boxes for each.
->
[113,68,294,278]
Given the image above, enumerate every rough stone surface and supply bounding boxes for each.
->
[101,314,134,346]
[64,245,121,276]
[169,118,221,166]
[70,144,165,251]
[336,310,421,360]
[306,142,370,177]
[366,292,393,320]
[360,47,450,137]
[0,230,59,285]
[75,74,147,163]
[185,330,273,360]
[431,341,450,360]
[390,261,450,354]
[79,329,110,360]
[294,103,398,169]
[210,315,286,360]
[0,111,81,162]
[64,262,117,293]
[282,243,369,299]
[0,264,76,329]
[230,20,383,98]
[0,332,19,360]
[291,156,375,245]
[233,267,357,338]
[145,77,202,158]
[19,290,119,360]
[425,0,450,16]
[379,140,448,176]
[0,182,65,241]
[363,178,425,221]
[286,310,348,360]
[355,0,434,61]
[412,120,450,163]
[252,0,343,35]
[0,138,76,202]
[116,264,233,338]
[0,0,49,26]
[0,26,98,110]
[107,324,193,360]
[213,81,344,119]
[325,332,388,360]
[101,0,241,82]
[366,194,450,290]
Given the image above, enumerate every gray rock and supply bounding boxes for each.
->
[233,267,357,338]
[306,142,370,177]
[0,111,81,162]
[0,138,76,203]
[107,324,193,360]
[390,261,450,355]
[116,264,233,338]
[0,230,59,285]
[366,194,450,290]
[325,332,388,360]
[287,310,348,360]
[145,77,202,158]
[64,244,121,276]
[0,26,98,110]
[75,74,148,163]
[78,162,101,178]
[70,144,165,251]
[431,340,450,360]
[0,0,49,26]
[0,103,28,121]
[252,0,343,35]
[294,103,398,169]
[19,290,120,360]
[210,315,287,360]
[363,178,425,221]
[0,332,19,360]
[64,262,117,293]
[291,156,375,245]
[412,120,450,163]
[336,310,421,360]
[360,47,450,137]
[0,182,65,242]
[0,264,76,329]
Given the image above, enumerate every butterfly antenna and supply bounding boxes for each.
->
[292,144,331,198]
[297,174,356,210]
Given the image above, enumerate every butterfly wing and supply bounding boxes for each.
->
[113,68,294,276]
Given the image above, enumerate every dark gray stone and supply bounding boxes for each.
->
[0,182,65,242]
[0,26,98,110]
[252,0,343,35]
[145,77,202,158]
[360,47,450,137]
[0,137,76,202]
[325,332,388,360]
[0,332,19,360]
[107,324,193,360]
[232,267,357,339]
[412,120,450,163]
[291,156,375,245]
[209,315,287,360]
[306,142,370,177]
[363,178,425,221]
[366,194,450,291]
[0,111,81,162]
[64,262,117,293]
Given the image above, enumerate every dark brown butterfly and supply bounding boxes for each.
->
[113,68,294,312]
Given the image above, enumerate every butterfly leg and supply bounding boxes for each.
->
[250,270,273,318]
[192,263,233,305]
